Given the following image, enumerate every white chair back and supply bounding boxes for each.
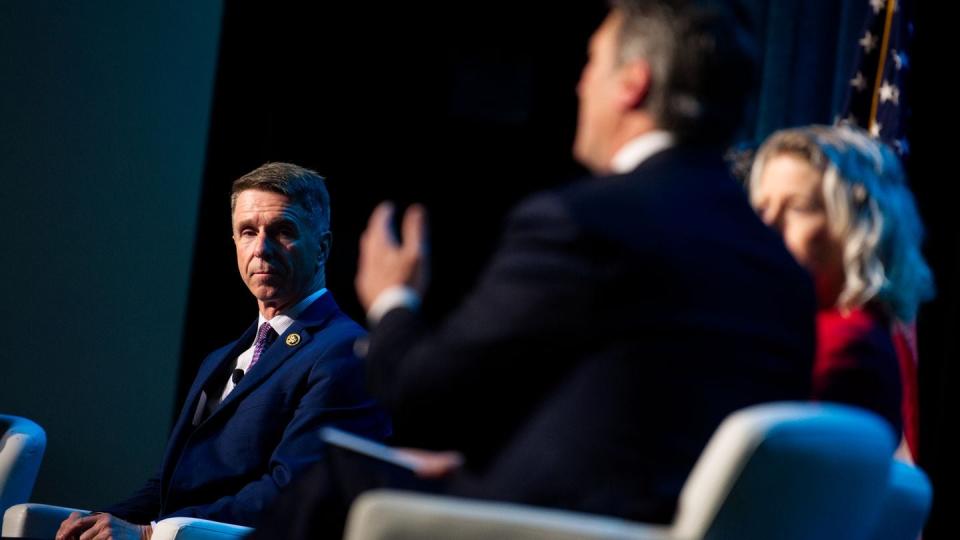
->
[673,402,895,540]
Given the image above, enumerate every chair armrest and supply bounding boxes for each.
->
[865,459,933,540]
[2,503,89,538]
[344,490,675,540]
[152,517,253,540]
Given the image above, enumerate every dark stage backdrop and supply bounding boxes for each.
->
[908,3,958,534]
[177,0,606,399]
[0,0,950,534]
[188,1,954,536]
[0,1,223,509]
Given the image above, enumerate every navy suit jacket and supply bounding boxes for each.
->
[365,146,816,522]
[105,292,389,525]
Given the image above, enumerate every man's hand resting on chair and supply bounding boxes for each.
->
[56,511,152,540]
[394,448,464,480]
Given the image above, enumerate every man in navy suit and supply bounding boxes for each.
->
[56,163,389,540]
[251,1,816,537]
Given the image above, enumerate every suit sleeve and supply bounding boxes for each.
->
[162,326,390,525]
[100,474,161,524]
[365,193,602,460]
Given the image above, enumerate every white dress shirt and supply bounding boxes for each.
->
[217,287,328,403]
[609,130,675,173]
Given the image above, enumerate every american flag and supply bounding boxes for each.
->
[839,0,914,158]
[840,0,920,461]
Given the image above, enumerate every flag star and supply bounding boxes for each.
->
[869,0,885,15]
[850,71,867,91]
[860,31,878,53]
[870,122,882,137]
[879,81,900,104]
[891,50,909,71]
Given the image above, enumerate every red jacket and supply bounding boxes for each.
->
[814,306,904,437]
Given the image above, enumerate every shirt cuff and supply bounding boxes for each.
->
[367,286,422,325]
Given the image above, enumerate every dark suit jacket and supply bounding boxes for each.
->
[105,293,390,526]
[365,146,816,522]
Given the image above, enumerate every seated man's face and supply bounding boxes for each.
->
[232,189,324,312]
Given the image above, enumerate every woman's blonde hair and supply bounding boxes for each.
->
[749,125,934,322]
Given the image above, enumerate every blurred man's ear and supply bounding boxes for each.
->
[318,230,333,266]
[618,58,652,110]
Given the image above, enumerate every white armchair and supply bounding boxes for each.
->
[343,402,901,540]
[0,415,46,516]
[2,505,252,540]
[3,403,932,540]
[2,503,85,538]
[0,417,252,539]
[152,517,252,540]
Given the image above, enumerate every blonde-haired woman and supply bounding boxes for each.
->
[749,125,934,459]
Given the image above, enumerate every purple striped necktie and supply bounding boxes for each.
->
[249,322,278,371]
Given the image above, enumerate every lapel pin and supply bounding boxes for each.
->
[285,333,301,347]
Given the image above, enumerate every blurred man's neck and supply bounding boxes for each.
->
[608,130,675,174]
[593,115,660,174]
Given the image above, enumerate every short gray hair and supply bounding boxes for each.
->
[609,0,757,144]
[749,125,934,322]
[231,162,331,234]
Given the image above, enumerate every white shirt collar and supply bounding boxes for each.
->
[609,131,676,174]
[258,288,327,336]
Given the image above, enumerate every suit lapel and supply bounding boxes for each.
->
[204,293,342,420]
[159,293,345,503]
[160,324,255,492]
[169,327,250,435]
[196,324,258,394]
